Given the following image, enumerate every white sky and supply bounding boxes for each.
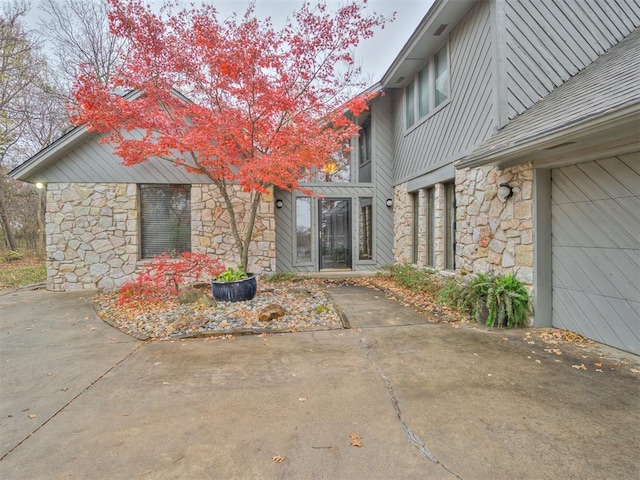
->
[24,0,434,83]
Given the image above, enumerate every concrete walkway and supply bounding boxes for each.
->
[1,285,639,479]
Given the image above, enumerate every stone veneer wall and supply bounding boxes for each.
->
[392,182,413,263]
[191,184,276,274]
[455,162,534,285]
[393,181,448,270]
[46,182,276,291]
[392,162,534,288]
[46,183,139,291]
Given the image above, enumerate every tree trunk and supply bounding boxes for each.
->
[0,191,18,251]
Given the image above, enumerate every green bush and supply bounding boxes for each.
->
[485,273,531,328]
[437,272,530,328]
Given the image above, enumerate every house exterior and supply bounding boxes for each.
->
[10,0,639,353]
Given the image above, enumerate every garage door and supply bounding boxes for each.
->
[551,154,640,354]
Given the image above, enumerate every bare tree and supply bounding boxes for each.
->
[39,0,127,93]
[1,1,67,253]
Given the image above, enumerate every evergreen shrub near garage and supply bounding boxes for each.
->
[438,273,531,328]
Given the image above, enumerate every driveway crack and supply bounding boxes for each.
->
[0,343,144,462]
[357,330,463,479]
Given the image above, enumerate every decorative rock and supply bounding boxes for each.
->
[258,304,286,322]
[178,287,208,304]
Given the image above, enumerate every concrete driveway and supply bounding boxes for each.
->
[1,285,639,479]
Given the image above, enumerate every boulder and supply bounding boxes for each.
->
[258,304,286,322]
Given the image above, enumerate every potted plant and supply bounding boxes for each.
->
[210,266,258,302]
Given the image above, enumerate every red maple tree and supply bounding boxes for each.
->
[71,0,391,269]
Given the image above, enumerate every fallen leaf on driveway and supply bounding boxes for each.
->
[298,397,308,402]
[349,433,362,447]
[630,369,640,374]
[572,364,587,371]
[271,454,284,463]
[28,414,37,419]
[594,362,602,368]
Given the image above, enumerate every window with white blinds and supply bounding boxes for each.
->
[139,184,191,259]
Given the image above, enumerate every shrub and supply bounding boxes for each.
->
[485,273,531,328]
[378,264,441,295]
[437,272,531,328]
[265,272,299,283]
[118,252,224,304]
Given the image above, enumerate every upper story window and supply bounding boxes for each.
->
[139,184,191,259]
[358,116,372,183]
[406,42,450,129]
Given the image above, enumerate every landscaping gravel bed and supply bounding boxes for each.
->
[95,279,345,340]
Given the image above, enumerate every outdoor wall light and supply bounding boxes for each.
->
[386,198,393,208]
[497,183,514,202]
[275,199,284,209]
[35,182,44,189]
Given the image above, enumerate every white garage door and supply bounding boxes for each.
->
[551,154,640,355]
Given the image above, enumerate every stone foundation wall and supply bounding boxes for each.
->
[191,184,276,274]
[46,183,276,291]
[46,183,139,291]
[455,163,534,285]
[392,182,412,263]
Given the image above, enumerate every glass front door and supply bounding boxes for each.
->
[319,199,351,270]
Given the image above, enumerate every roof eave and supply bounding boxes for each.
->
[455,102,640,169]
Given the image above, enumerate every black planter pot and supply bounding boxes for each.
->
[211,274,258,302]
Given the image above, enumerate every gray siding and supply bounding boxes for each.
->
[393,0,495,184]
[551,153,640,355]
[504,0,640,119]
[36,132,213,184]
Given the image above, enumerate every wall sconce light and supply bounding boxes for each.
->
[35,182,44,189]
[275,199,283,209]
[497,183,514,202]
[385,198,393,208]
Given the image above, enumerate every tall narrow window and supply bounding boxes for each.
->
[358,198,373,261]
[405,79,415,128]
[434,44,449,107]
[411,191,420,263]
[426,187,435,267]
[444,182,456,270]
[418,64,430,117]
[295,197,312,263]
[358,117,372,183]
[139,184,191,259]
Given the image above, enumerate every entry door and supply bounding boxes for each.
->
[319,199,351,269]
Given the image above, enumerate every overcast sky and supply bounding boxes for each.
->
[24,0,434,83]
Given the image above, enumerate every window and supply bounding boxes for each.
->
[418,65,430,117]
[426,187,435,267]
[411,191,420,263]
[139,184,191,259]
[358,116,372,183]
[405,79,415,128]
[318,148,351,183]
[434,44,449,107]
[405,41,450,128]
[359,198,373,260]
[295,197,312,263]
[444,182,456,270]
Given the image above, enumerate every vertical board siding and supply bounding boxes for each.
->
[551,154,640,355]
[505,0,640,119]
[393,0,495,184]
